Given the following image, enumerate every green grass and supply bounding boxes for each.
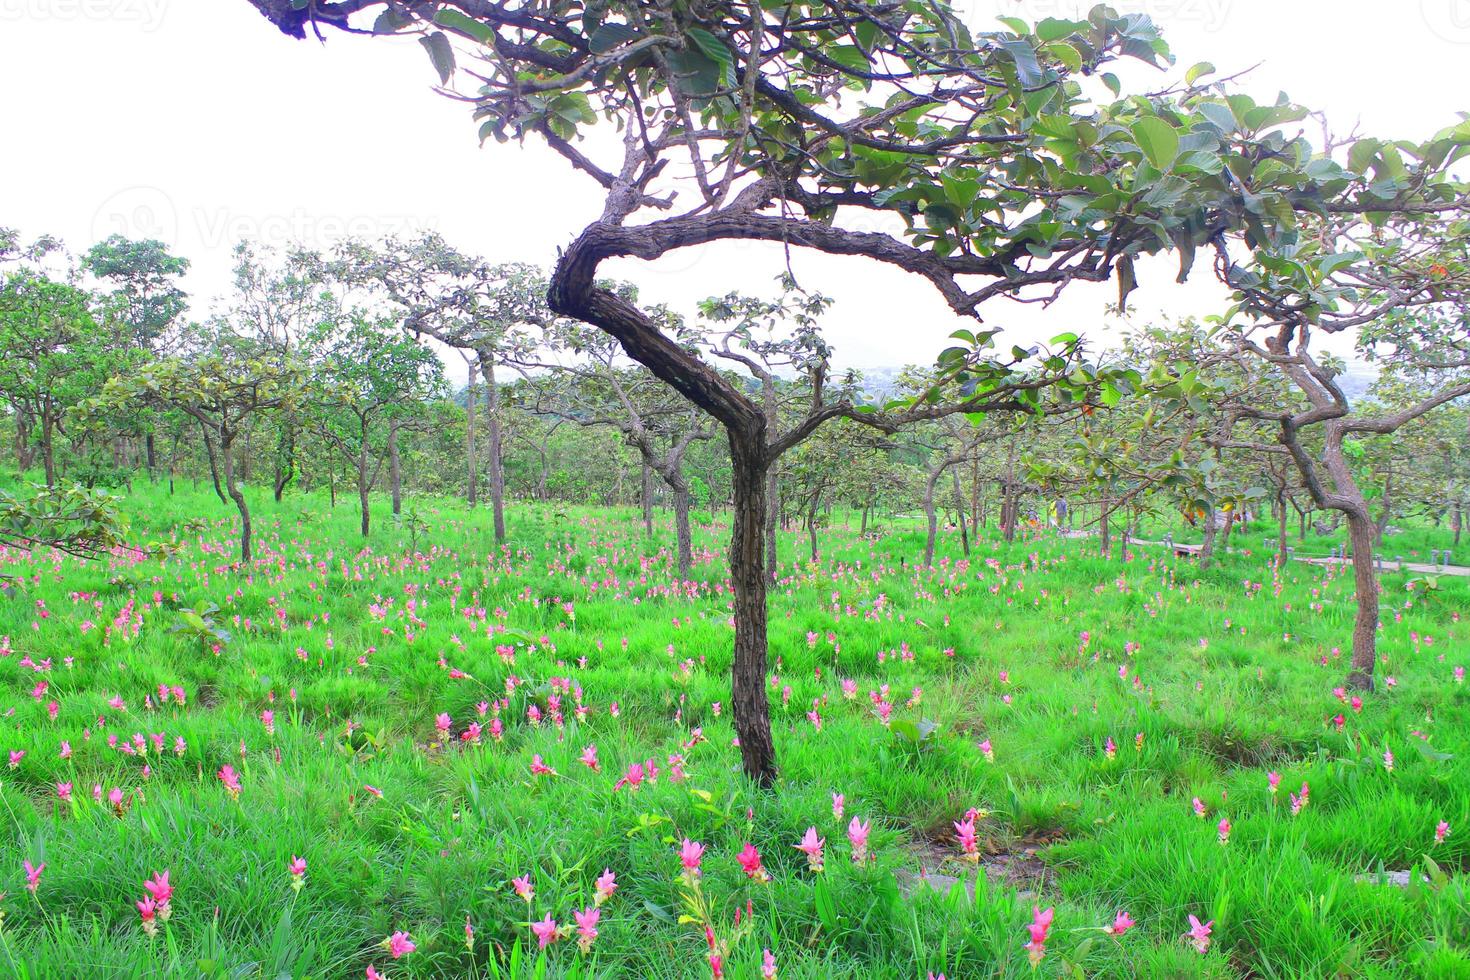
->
[1,483,1467,978]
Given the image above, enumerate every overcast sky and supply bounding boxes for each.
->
[2,0,1466,371]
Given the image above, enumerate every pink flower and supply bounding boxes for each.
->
[1267,771,1280,794]
[143,870,173,908]
[1024,905,1054,965]
[511,874,534,901]
[24,859,44,894]
[1105,910,1135,936]
[366,967,384,980]
[573,906,600,951]
[1217,817,1231,845]
[848,816,871,864]
[56,781,72,802]
[1192,797,1206,818]
[579,744,600,772]
[737,842,769,882]
[289,855,307,891]
[9,749,24,768]
[761,948,777,979]
[831,792,845,820]
[679,838,706,881]
[978,738,994,763]
[137,896,158,936]
[794,826,825,873]
[594,867,618,905]
[1382,749,1394,773]
[954,814,978,862]
[1436,820,1451,845]
[1104,737,1117,760]
[531,913,560,949]
[529,754,556,776]
[435,713,451,736]
[613,761,645,791]
[1290,782,1309,816]
[218,764,242,800]
[1186,914,1212,954]
[387,932,415,958]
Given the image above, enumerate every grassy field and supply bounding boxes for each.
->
[1,484,1468,979]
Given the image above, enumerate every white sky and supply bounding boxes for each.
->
[1,0,1466,371]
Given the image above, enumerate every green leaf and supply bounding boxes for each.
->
[998,38,1044,88]
[588,22,640,54]
[434,9,495,44]
[1185,61,1215,85]
[687,28,734,69]
[1131,117,1180,171]
[1101,72,1121,97]
[418,31,455,85]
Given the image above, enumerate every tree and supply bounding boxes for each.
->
[100,328,306,561]
[247,0,1470,779]
[308,314,445,536]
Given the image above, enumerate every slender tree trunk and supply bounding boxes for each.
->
[200,424,227,504]
[860,504,869,536]
[1276,490,1289,568]
[1345,509,1381,690]
[805,486,821,563]
[1199,513,1218,569]
[950,464,969,557]
[1300,507,1308,541]
[672,481,693,580]
[923,469,940,567]
[221,427,252,563]
[40,412,57,487]
[358,421,371,537]
[1375,472,1393,544]
[465,358,478,506]
[1219,510,1235,552]
[1454,500,1463,546]
[388,420,402,517]
[1100,495,1112,559]
[764,467,779,581]
[272,423,295,502]
[145,431,157,478]
[729,435,776,784]
[481,357,507,542]
[640,460,653,537]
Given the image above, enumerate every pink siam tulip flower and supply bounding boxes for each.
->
[761,948,777,979]
[56,781,72,802]
[143,870,173,912]
[529,755,557,776]
[679,838,706,882]
[1267,771,1280,795]
[218,764,242,800]
[978,738,994,763]
[365,967,384,980]
[289,856,307,892]
[465,915,475,951]
[573,906,600,952]
[794,827,825,873]
[1192,797,1206,818]
[387,932,415,958]
[1217,817,1231,845]
[579,744,600,772]
[1103,737,1117,760]
[1186,915,1212,954]
[137,896,158,936]
[831,792,845,820]
[1104,910,1134,936]
[594,868,618,904]
[737,842,770,883]
[1382,749,1394,773]
[848,817,871,864]
[1436,821,1451,845]
[954,814,979,862]
[530,913,560,949]
[435,713,451,737]
[1290,782,1309,816]
[613,761,645,791]
[1024,905,1054,966]
[24,859,44,894]
[512,874,534,902]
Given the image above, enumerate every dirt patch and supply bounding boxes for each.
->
[897,830,1060,902]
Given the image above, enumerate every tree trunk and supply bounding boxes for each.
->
[950,464,969,557]
[1219,510,1235,552]
[357,421,371,537]
[729,435,776,784]
[221,427,252,563]
[145,431,157,478]
[1374,472,1393,544]
[1276,491,1289,568]
[388,420,402,517]
[481,357,507,542]
[1199,513,1218,569]
[922,469,940,567]
[640,460,653,537]
[860,504,869,536]
[805,487,821,563]
[1099,495,1112,559]
[272,424,295,502]
[1345,509,1380,691]
[200,424,227,504]
[764,467,779,581]
[465,358,478,506]
[40,412,57,488]
[1300,507,1308,541]
[672,480,693,580]
[1454,499,1463,546]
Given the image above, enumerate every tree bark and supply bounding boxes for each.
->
[388,420,402,517]
[1345,509,1380,690]
[1199,513,1218,569]
[357,419,371,537]
[220,426,252,563]
[1276,490,1289,569]
[922,467,941,567]
[465,357,478,506]
[728,435,776,784]
[672,482,693,580]
[640,460,653,537]
[481,356,507,542]
[764,467,779,581]
[950,464,969,557]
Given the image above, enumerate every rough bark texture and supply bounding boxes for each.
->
[481,357,507,542]
[389,421,402,517]
[465,357,478,506]
[1345,510,1380,690]
[727,436,776,783]
[220,427,252,563]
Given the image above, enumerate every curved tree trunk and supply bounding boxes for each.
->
[922,468,940,567]
[672,481,693,580]
[200,423,227,504]
[221,427,252,563]
[357,426,371,537]
[950,464,969,557]
[1199,513,1218,569]
[1276,490,1289,568]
